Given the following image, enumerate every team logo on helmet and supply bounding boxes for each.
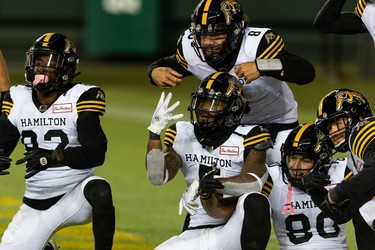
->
[335,90,367,112]
[220,1,240,25]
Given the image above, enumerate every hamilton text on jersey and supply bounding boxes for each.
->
[291,199,319,210]
[185,154,232,168]
[20,117,66,127]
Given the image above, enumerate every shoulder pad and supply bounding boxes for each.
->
[257,29,285,59]
[176,32,188,70]
[244,126,273,150]
[77,87,106,116]
[350,117,375,160]
[1,91,13,116]
[164,123,177,147]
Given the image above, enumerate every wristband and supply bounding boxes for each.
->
[255,59,283,71]
[149,131,161,140]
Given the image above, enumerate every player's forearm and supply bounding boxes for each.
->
[314,0,366,34]
[314,0,347,30]
[148,55,191,85]
[271,53,315,85]
[201,194,237,219]
[0,51,11,92]
[330,164,375,205]
[146,142,180,185]
[63,113,107,169]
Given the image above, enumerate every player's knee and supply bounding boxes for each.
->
[243,193,269,216]
[84,179,113,213]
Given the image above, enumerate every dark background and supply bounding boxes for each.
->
[0,0,374,77]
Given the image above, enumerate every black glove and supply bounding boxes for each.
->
[320,195,351,222]
[198,167,224,199]
[0,149,12,175]
[16,149,57,179]
[302,170,331,195]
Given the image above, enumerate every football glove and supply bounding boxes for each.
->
[198,167,223,199]
[179,180,200,215]
[16,149,58,179]
[0,149,11,175]
[148,92,183,135]
[302,169,331,195]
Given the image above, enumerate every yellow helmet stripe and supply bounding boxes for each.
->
[42,33,55,47]
[206,71,223,89]
[293,122,313,147]
[202,0,213,25]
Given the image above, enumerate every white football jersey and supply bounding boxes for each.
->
[180,27,298,125]
[166,122,267,228]
[264,159,351,249]
[356,0,375,45]
[6,84,100,199]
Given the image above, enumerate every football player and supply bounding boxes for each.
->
[0,50,11,104]
[314,0,375,44]
[303,89,375,249]
[0,33,115,250]
[263,123,352,249]
[148,0,315,165]
[146,72,272,249]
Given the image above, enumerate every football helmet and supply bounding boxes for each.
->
[25,32,79,93]
[44,239,60,250]
[315,89,372,152]
[190,0,244,65]
[189,72,248,130]
[281,123,330,190]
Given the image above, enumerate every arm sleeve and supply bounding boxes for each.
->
[0,92,20,156]
[314,0,367,34]
[62,87,107,169]
[147,33,192,86]
[331,161,375,205]
[0,113,20,156]
[256,30,315,85]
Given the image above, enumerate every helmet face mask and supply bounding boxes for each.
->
[189,72,248,130]
[285,154,315,188]
[191,93,227,128]
[25,33,79,93]
[315,89,372,153]
[190,0,244,65]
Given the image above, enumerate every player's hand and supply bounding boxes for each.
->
[199,178,224,195]
[0,149,11,175]
[179,180,200,215]
[198,167,223,199]
[234,62,260,84]
[302,170,331,195]
[151,67,182,88]
[16,149,58,179]
[148,92,184,135]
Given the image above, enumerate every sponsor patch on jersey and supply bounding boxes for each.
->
[53,103,73,113]
[220,146,239,156]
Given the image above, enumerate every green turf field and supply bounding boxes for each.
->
[0,62,373,249]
